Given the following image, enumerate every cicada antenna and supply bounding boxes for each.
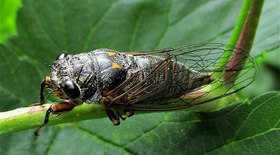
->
[32,50,54,69]
[39,59,52,68]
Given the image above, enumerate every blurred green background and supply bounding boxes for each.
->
[0,0,279,154]
[0,0,22,43]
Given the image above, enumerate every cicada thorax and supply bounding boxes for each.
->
[93,50,129,90]
[73,49,136,102]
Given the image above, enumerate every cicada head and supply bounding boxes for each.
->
[46,53,82,100]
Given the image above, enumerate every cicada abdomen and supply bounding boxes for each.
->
[105,54,213,106]
[104,43,256,111]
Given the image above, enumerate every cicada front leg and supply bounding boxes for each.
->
[34,101,76,136]
[39,77,51,105]
[29,77,52,107]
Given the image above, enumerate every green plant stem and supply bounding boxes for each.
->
[0,103,106,135]
[216,0,252,66]
[225,0,264,83]
[227,0,252,48]
[235,0,264,51]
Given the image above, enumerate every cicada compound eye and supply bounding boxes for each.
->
[56,53,68,60]
[63,80,81,98]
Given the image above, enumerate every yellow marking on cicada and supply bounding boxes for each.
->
[45,76,51,84]
[45,76,58,90]
[111,62,122,69]
[107,51,117,56]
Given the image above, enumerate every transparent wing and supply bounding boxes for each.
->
[108,43,257,111]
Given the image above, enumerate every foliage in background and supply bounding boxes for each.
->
[0,0,279,154]
[0,0,22,43]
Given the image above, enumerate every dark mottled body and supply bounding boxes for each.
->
[35,43,255,135]
[51,49,210,106]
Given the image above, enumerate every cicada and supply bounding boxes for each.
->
[34,43,256,135]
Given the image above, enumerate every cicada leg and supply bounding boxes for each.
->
[39,76,52,105]
[34,101,75,136]
[118,109,134,120]
[29,77,51,107]
[124,109,134,117]
[105,108,120,125]
[105,108,135,125]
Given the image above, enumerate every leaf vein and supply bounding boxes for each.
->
[77,126,134,154]
[128,6,144,50]
[154,1,171,49]
[124,120,164,146]
[82,2,115,51]
[30,4,61,49]
[233,94,280,140]
[206,128,280,154]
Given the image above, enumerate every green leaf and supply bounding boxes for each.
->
[264,48,280,69]
[0,0,22,43]
[0,0,279,154]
